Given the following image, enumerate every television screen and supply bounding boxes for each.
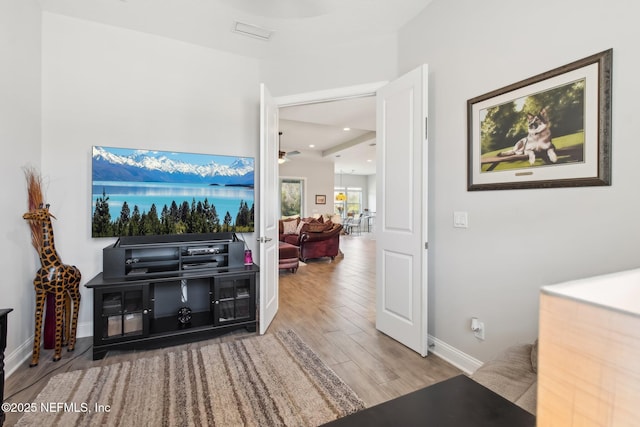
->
[91,146,254,237]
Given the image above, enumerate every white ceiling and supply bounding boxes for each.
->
[279,96,377,175]
[40,0,432,176]
[41,0,433,59]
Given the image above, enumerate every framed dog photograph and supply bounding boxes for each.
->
[467,49,612,191]
[315,194,326,204]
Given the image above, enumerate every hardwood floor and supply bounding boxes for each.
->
[3,233,461,426]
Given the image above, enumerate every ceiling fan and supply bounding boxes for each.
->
[278,131,300,163]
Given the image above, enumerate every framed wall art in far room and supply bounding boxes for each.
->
[315,194,326,205]
[467,49,612,191]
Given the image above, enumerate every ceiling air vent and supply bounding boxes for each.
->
[232,21,273,41]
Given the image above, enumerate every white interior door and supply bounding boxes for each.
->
[259,83,279,334]
[375,65,429,356]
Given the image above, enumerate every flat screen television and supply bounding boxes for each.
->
[91,146,254,238]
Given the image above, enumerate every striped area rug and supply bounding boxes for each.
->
[17,330,365,426]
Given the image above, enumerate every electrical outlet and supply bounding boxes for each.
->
[474,322,485,340]
[471,317,485,340]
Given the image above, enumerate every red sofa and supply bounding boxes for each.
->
[279,217,343,262]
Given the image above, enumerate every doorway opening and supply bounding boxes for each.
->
[276,83,382,223]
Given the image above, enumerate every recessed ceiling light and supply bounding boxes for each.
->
[309,144,315,148]
[367,159,372,162]
[343,127,351,131]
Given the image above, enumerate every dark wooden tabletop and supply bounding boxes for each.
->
[322,374,536,427]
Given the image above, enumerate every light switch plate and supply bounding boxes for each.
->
[453,211,468,228]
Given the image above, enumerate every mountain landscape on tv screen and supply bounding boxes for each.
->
[92,146,254,187]
[91,146,255,237]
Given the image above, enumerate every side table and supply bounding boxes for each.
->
[322,375,535,427]
[0,308,13,427]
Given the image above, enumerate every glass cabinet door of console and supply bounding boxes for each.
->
[101,289,144,338]
[215,278,252,323]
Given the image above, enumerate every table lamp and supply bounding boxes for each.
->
[538,269,640,426]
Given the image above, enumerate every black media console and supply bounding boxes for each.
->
[1,308,12,427]
[85,233,257,360]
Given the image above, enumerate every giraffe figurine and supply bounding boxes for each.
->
[23,204,81,366]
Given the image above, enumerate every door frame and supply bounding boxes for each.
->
[275,81,387,108]
[274,81,387,226]
[273,78,428,356]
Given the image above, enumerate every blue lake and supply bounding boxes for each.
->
[92,181,254,221]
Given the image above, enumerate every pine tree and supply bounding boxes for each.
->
[170,201,179,222]
[92,188,112,237]
[179,201,190,223]
[120,201,130,222]
[223,211,232,232]
[161,204,170,234]
[148,203,161,234]
[202,198,212,232]
[211,204,220,232]
[236,200,250,227]
[129,205,141,236]
[116,201,131,236]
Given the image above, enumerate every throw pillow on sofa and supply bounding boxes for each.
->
[279,217,298,233]
[295,220,307,235]
[283,220,298,234]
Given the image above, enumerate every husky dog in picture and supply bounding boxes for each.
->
[499,108,557,165]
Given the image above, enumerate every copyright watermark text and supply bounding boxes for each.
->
[2,402,111,414]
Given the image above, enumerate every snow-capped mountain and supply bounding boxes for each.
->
[92,146,254,186]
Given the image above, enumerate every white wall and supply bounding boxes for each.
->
[399,0,640,364]
[280,158,334,216]
[261,33,398,97]
[40,13,261,346]
[366,175,376,213]
[0,0,42,376]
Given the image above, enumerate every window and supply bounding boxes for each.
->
[346,189,362,215]
[334,187,362,217]
[281,178,304,217]
[334,188,346,216]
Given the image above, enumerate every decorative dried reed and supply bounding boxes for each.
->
[24,166,44,250]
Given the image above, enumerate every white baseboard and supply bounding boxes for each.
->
[428,335,483,375]
[5,338,34,378]
[6,329,476,380]
[5,321,93,378]
[76,321,92,338]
